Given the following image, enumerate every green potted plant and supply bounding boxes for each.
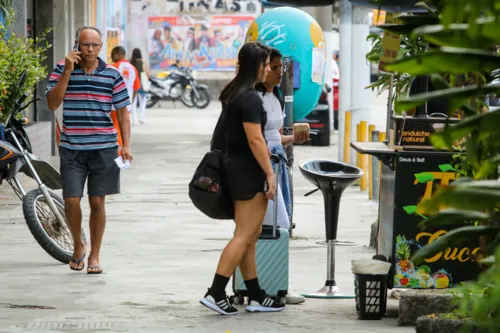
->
[0,9,52,122]
[0,0,12,19]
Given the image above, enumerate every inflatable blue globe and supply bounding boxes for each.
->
[246,7,327,121]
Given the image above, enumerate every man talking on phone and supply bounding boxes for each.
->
[46,26,132,274]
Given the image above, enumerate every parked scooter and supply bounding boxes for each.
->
[170,63,211,109]
[0,71,86,264]
[146,71,185,109]
[146,63,211,109]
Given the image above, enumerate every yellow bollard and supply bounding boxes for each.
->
[359,121,367,191]
[356,123,361,169]
[379,132,386,143]
[368,125,376,200]
[344,112,351,164]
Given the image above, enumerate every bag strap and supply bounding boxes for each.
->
[210,105,229,155]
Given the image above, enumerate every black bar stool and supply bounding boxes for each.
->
[299,159,363,299]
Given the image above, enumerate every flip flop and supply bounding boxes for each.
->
[69,252,86,271]
[87,265,103,275]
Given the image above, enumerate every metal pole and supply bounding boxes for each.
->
[371,130,380,202]
[282,57,294,233]
[327,239,335,282]
[350,6,373,164]
[283,57,294,130]
[338,0,352,162]
[385,75,394,144]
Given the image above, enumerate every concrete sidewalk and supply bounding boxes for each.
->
[0,103,411,333]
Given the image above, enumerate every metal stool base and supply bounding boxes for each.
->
[302,240,355,299]
[302,284,355,299]
[315,240,356,246]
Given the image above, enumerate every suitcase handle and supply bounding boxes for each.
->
[271,154,281,239]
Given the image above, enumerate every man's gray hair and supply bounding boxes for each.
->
[75,26,102,41]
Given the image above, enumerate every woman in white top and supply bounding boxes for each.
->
[255,47,309,304]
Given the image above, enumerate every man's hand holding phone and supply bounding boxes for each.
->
[64,44,81,74]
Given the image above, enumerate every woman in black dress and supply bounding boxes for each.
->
[200,42,286,315]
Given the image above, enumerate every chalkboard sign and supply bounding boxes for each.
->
[391,152,482,289]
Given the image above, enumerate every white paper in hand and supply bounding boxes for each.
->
[114,156,131,170]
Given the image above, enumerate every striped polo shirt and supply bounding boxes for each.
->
[46,57,131,151]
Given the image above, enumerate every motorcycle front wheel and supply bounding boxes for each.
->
[23,189,87,264]
[192,88,211,109]
[180,88,195,108]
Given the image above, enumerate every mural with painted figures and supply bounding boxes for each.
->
[148,15,254,71]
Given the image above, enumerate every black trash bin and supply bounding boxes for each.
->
[354,273,388,320]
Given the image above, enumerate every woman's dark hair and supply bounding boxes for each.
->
[130,48,143,68]
[255,47,284,109]
[269,47,282,61]
[219,42,270,105]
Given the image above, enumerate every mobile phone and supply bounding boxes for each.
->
[73,42,80,64]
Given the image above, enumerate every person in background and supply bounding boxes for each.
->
[255,47,309,305]
[200,42,285,315]
[163,24,178,50]
[46,26,132,274]
[197,25,213,50]
[332,50,340,80]
[111,46,141,134]
[149,28,164,68]
[130,48,151,125]
[179,27,197,53]
[332,50,340,129]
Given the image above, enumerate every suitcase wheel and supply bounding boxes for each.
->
[277,291,287,305]
[230,294,245,305]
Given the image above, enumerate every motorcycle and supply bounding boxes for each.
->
[146,65,211,109]
[170,64,211,109]
[0,71,86,264]
[145,70,185,109]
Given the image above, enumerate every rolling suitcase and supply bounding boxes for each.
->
[231,155,289,305]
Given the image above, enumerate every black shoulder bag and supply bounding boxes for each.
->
[188,106,235,220]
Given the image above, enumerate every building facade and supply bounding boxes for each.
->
[91,0,129,63]
[7,0,129,160]
[5,0,92,161]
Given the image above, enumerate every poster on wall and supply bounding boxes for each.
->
[147,15,255,71]
[106,28,121,64]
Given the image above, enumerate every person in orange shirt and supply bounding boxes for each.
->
[110,46,141,155]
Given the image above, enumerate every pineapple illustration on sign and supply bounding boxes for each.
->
[396,235,413,272]
[395,235,415,287]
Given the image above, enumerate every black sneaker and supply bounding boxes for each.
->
[246,294,286,313]
[199,289,238,316]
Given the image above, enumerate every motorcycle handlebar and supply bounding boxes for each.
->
[18,97,40,112]
[16,93,28,107]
